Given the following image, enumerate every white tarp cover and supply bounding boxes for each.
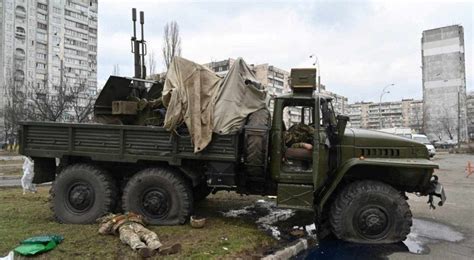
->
[163,57,267,153]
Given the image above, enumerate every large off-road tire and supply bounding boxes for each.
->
[51,164,117,224]
[244,108,271,176]
[329,180,412,244]
[122,168,193,225]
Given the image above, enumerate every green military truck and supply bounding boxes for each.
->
[18,68,445,244]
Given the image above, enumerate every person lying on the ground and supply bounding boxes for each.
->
[97,212,181,258]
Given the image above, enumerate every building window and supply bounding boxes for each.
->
[37,22,47,30]
[37,3,48,11]
[37,13,47,21]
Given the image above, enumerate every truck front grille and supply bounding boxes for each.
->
[360,148,400,158]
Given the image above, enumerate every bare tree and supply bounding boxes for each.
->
[29,79,74,122]
[439,105,456,140]
[162,21,181,69]
[147,49,157,76]
[1,77,31,143]
[69,79,95,123]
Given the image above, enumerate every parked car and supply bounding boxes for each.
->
[434,140,457,149]
[412,134,436,157]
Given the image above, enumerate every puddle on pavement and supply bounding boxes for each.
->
[296,218,464,259]
[222,201,464,258]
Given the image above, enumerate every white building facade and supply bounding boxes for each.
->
[0,0,98,135]
[422,25,468,142]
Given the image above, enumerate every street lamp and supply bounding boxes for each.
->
[379,83,394,129]
[309,54,321,93]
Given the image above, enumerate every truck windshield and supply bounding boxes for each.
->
[414,136,430,144]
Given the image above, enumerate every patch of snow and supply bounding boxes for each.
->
[402,218,464,254]
[222,206,252,217]
[222,200,295,240]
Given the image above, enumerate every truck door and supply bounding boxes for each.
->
[271,97,317,210]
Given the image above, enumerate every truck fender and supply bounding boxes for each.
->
[315,157,438,213]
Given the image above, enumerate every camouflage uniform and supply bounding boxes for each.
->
[98,213,162,251]
[291,142,313,150]
[284,123,315,147]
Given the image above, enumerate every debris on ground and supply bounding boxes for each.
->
[222,200,295,240]
[190,216,206,228]
[13,235,63,256]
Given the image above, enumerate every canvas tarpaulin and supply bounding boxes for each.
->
[163,57,222,153]
[163,57,267,153]
[213,58,267,134]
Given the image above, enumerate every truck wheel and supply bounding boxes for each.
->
[245,108,271,176]
[329,180,412,244]
[51,164,117,224]
[122,168,193,225]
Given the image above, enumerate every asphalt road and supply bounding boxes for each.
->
[389,153,474,260]
[297,153,474,260]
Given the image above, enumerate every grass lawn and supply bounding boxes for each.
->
[0,187,278,259]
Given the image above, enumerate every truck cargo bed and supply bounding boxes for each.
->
[19,122,239,164]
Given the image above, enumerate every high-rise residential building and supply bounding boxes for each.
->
[422,25,468,142]
[0,0,98,135]
[466,91,474,140]
[347,99,423,132]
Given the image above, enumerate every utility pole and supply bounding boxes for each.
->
[379,83,394,129]
[458,88,461,149]
[309,54,321,93]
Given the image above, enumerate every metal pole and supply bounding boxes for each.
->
[379,84,394,129]
[140,11,146,79]
[60,58,64,91]
[131,8,141,80]
[458,89,461,149]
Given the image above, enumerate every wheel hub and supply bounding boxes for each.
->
[357,207,389,238]
[67,183,93,212]
[142,190,169,218]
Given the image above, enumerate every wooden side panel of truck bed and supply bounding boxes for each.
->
[19,122,239,164]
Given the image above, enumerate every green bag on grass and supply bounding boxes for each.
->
[14,235,63,256]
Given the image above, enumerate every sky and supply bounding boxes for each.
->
[97,0,473,103]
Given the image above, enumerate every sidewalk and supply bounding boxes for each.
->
[0,175,22,180]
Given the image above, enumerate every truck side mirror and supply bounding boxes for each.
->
[336,115,349,143]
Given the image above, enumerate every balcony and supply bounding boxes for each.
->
[14,70,25,82]
[15,48,25,59]
[15,6,26,19]
[15,26,26,40]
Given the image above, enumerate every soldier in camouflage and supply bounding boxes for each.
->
[284,123,315,150]
[98,212,168,257]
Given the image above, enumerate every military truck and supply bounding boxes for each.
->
[18,8,445,244]
[18,67,445,244]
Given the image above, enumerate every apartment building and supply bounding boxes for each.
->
[422,25,468,142]
[467,91,474,140]
[348,99,423,132]
[0,0,98,132]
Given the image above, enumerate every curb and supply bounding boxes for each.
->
[0,175,22,180]
[262,238,309,260]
